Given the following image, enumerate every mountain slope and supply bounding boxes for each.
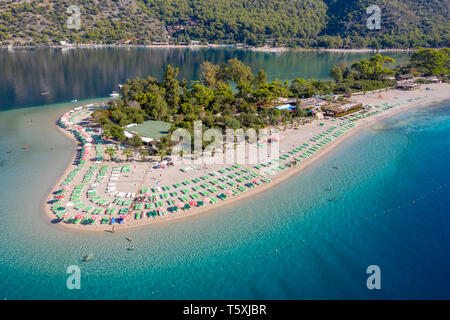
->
[322,0,450,47]
[0,0,166,45]
[140,0,329,45]
[0,0,448,48]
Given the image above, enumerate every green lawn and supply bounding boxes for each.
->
[127,120,171,140]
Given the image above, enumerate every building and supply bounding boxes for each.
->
[321,103,363,118]
[396,74,414,81]
[396,83,420,91]
[429,77,441,83]
[298,97,327,111]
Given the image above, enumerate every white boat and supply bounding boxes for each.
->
[110,91,120,98]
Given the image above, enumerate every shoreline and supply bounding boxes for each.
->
[43,83,450,233]
[1,43,421,53]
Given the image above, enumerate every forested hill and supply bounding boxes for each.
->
[322,0,450,48]
[0,0,448,48]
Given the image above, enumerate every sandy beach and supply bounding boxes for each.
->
[44,83,450,232]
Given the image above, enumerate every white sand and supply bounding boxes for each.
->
[45,83,450,232]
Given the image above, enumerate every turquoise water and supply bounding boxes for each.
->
[0,48,447,299]
[0,99,449,299]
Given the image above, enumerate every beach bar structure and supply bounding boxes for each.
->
[321,102,363,118]
[396,83,420,91]
[396,74,414,81]
[298,97,327,110]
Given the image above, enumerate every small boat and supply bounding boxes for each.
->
[82,254,93,262]
[110,91,120,98]
[71,99,78,103]
[41,91,49,96]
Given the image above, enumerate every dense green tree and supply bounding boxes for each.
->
[410,48,450,76]
[163,65,181,109]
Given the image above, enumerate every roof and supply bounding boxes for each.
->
[396,74,414,79]
[299,97,327,108]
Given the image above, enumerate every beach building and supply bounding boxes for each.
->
[321,102,363,118]
[396,74,414,81]
[298,97,327,110]
[428,77,441,83]
[396,83,420,91]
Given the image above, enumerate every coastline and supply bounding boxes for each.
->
[44,83,450,233]
[1,43,419,53]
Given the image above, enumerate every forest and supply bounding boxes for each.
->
[0,0,448,48]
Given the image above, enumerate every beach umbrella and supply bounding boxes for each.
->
[62,213,70,219]
[226,190,233,196]
[75,214,84,219]
[56,195,64,199]
[203,198,210,203]
[189,201,197,206]
[177,202,184,208]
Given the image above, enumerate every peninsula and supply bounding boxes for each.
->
[45,49,450,230]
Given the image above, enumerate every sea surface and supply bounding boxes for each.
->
[0,48,448,299]
[0,47,410,110]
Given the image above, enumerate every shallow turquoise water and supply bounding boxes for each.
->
[0,99,449,299]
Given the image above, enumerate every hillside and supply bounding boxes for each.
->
[0,0,167,45]
[322,0,450,48]
[0,0,448,48]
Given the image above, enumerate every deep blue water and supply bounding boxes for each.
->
[0,100,448,299]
